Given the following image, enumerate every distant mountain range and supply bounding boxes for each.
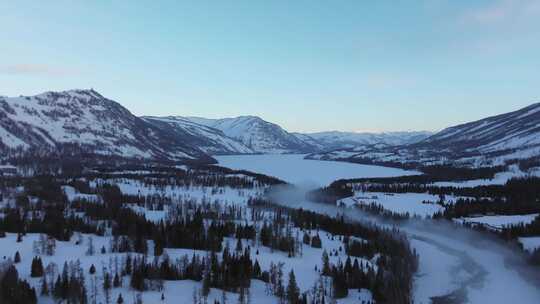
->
[1,89,538,168]
[174,116,432,154]
[308,102,540,167]
[296,131,433,151]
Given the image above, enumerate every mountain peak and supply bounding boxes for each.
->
[0,90,212,163]
[28,89,105,104]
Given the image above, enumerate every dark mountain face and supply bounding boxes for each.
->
[0,90,213,163]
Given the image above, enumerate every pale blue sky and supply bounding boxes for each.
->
[1,0,539,132]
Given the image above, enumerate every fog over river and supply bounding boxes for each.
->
[217,154,540,304]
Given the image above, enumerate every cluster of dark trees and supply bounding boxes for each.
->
[510,156,540,172]
[87,164,283,189]
[0,173,262,254]
[0,203,99,241]
[129,242,256,294]
[0,263,37,304]
[259,221,301,258]
[311,165,505,205]
[306,184,354,205]
[50,262,88,303]
[357,176,540,203]
[0,166,421,303]
[303,232,322,248]
[250,200,418,303]
[322,253,399,303]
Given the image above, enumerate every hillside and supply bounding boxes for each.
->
[307,103,540,167]
[182,116,318,154]
[0,90,213,163]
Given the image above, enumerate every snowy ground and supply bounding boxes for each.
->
[91,178,263,207]
[433,166,540,188]
[281,199,540,304]
[62,185,101,203]
[519,236,540,252]
[0,227,374,304]
[339,192,450,217]
[215,154,419,186]
[455,214,539,230]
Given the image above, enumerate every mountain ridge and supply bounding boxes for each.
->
[0,89,214,163]
[308,102,540,167]
[3,89,536,168]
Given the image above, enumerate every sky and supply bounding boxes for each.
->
[1,0,539,133]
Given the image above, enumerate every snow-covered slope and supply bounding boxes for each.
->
[182,116,318,153]
[142,116,255,155]
[308,103,540,167]
[0,90,213,163]
[183,116,432,154]
[296,131,432,150]
[420,103,540,155]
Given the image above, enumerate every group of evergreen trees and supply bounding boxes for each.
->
[0,263,37,304]
[251,201,419,303]
[0,166,423,304]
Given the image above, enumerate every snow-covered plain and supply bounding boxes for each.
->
[1,172,377,304]
[0,228,374,304]
[455,214,539,230]
[215,154,419,186]
[433,165,540,187]
[519,236,540,252]
[339,192,448,217]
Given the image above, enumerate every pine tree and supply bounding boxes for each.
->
[124,255,132,275]
[30,257,44,277]
[236,238,243,253]
[321,251,330,275]
[253,260,261,278]
[221,289,228,304]
[202,268,211,297]
[311,234,322,248]
[113,273,121,288]
[116,293,124,304]
[40,276,49,296]
[89,264,96,275]
[154,236,164,256]
[103,271,112,304]
[286,271,300,304]
[14,251,21,263]
[86,236,95,256]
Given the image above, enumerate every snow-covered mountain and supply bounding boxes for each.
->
[295,130,432,150]
[308,103,540,167]
[181,116,432,154]
[181,116,318,154]
[0,90,213,163]
[142,116,255,155]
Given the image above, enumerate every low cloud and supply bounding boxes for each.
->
[460,0,540,26]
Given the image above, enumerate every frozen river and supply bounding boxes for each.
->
[215,154,418,186]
